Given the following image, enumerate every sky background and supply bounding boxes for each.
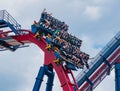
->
[0,0,120,91]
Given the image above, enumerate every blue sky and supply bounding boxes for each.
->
[0,0,120,91]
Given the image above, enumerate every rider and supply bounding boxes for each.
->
[45,34,52,51]
[53,47,61,64]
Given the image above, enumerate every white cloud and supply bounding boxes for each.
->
[81,34,101,57]
[66,0,84,14]
[93,0,108,5]
[83,6,102,21]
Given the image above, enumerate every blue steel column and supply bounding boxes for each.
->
[46,72,55,91]
[115,63,120,91]
[33,66,45,91]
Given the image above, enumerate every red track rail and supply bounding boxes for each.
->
[8,30,78,91]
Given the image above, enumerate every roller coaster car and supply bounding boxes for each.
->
[31,11,90,70]
[34,31,88,70]
[32,26,89,70]
[53,50,84,70]
[32,22,53,37]
[60,55,84,69]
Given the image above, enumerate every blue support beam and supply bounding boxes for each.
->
[115,63,120,91]
[46,72,55,91]
[33,65,55,91]
[33,66,45,91]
